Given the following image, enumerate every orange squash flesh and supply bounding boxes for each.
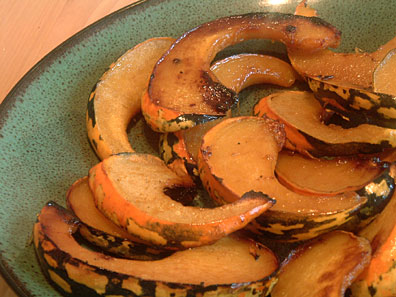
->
[276,150,384,196]
[86,37,175,160]
[373,48,396,95]
[34,202,279,296]
[66,177,172,260]
[143,12,341,132]
[197,116,370,241]
[210,54,298,93]
[271,231,371,297]
[88,153,274,249]
[253,91,396,157]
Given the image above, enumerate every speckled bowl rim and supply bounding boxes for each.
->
[0,2,148,296]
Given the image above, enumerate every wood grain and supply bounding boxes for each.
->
[0,1,137,296]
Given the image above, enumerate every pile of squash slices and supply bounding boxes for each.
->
[33,2,396,297]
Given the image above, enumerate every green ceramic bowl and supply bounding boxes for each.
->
[1,0,396,296]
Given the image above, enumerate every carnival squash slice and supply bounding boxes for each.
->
[253,91,396,157]
[66,177,172,260]
[34,202,279,297]
[160,53,298,183]
[86,37,175,160]
[88,153,274,249]
[197,116,395,241]
[275,150,385,196]
[270,231,371,297]
[142,12,341,132]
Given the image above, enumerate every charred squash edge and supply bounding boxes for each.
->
[34,201,278,297]
[143,12,341,133]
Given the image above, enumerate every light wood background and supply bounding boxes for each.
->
[0,1,138,296]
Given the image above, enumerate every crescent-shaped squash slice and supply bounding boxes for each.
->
[67,177,172,260]
[253,91,396,158]
[86,37,175,160]
[270,231,371,297]
[275,150,385,196]
[88,153,274,249]
[34,202,279,297]
[197,116,395,241]
[160,53,298,183]
[142,12,341,132]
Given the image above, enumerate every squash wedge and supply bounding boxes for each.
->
[253,91,396,157]
[270,231,371,297]
[210,53,298,93]
[348,188,396,296]
[86,37,175,160]
[276,150,385,196]
[88,153,274,249]
[67,177,172,260]
[142,12,341,132]
[197,116,395,241]
[160,53,298,183]
[34,202,279,297]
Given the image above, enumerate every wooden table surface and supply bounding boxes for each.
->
[0,1,138,296]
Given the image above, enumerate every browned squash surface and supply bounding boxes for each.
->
[271,231,371,297]
[197,116,372,241]
[253,91,396,157]
[66,177,172,260]
[143,12,341,132]
[275,150,384,196]
[88,153,274,249]
[373,48,396,95]
[34,202,279,297]
[86,37,175,159]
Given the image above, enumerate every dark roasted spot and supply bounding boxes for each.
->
[173,58,181,64]
[285,25,296,33]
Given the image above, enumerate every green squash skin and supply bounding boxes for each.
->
[34,202,275,297]
[307,77,396,129]
[77,224,173,260]
[248,166,395,242]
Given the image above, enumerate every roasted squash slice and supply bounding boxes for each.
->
[288,35,396,89]
[88,153,274,249]
[34,202,279,297]
[307,76,396,129]
[198,116,395,241]
[276,150,385,196]
[373,48,396,95]
[160,53,298,182]
[210,53,298,93]
[348,188,396,296]
[86,37,175,160]
[270,231,371,297]
[67,177,172,260]
[253,91,396,157]
[142,12,341,132]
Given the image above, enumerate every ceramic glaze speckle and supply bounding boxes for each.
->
[0,0,395,296]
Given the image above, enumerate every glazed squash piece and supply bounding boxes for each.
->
[160,53,298,183]
[34,202,279,297]
[253,91,396,157]
[270,231,371,297]
[142,12,341,132]
[197,116,395,241]
[349,192,396,296]
[373,48,396,95]
[88,153,274,249]
[210,53,298,93]
[275,150,385,196]
[66,177,172,260]
[86,37,175,160]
